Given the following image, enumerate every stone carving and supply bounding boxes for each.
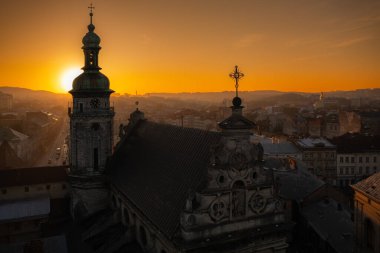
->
[228,152,249,178]
[249,193,267,214]
[209,198,227,221]
[231,181,246,218]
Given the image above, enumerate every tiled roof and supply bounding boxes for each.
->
[108,121,221,239]
[352,172,380,202]
[0,166,69,187]
[301,198,354,253]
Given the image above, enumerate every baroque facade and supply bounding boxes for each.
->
[69,9,291,253]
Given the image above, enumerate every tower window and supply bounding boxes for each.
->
[79,103,83,112]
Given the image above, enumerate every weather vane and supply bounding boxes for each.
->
[229,65,244,97]
[88,3,95,24]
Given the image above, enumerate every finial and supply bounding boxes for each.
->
[229,65,244,98]
[88,3,95,25]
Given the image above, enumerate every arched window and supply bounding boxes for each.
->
[140,226,147,246]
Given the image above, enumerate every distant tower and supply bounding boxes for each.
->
[68,5,114,219]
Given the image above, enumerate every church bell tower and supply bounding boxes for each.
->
[68,5,114,219]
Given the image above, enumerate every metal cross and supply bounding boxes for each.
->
[88,3,95,24]
[229,65,244,97]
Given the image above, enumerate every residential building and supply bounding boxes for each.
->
[330,133,380,187]
[0,166,69,243]
[0,92,13,112]
[352,172,380,253]
[293,137,337,184]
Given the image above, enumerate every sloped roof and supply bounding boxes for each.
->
[301,199,354,253]
[0,166,69,187]
[262,142,300,155]
[108,121,221,239]
[272,159,325,202]
[218,113,256,130]
[0,126,28,141]
[0,140,24,169]
[352,172,380,203]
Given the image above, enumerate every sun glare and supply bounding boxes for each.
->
[60,67,82,92]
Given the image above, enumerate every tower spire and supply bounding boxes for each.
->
[88,3,95,24]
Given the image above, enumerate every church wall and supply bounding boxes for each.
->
[110,185,178,253]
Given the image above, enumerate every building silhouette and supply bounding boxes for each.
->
[68,7,115,219]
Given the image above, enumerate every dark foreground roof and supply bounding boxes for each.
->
[301,199,354,253]
[108,121,221,239]
[0,166,69,187]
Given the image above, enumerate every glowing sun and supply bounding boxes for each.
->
[60,67,82,92]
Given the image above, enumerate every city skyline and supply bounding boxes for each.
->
[0,0,379,94]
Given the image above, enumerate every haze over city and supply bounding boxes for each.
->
[0,0,379,94]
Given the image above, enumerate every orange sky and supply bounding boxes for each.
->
[0,0,379,94]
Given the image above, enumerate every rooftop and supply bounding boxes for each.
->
[271,159,325,202]
[109,121,221,239]
[352,171,380,203]
[262,142,300,156]
[295,137,335,149]
[301,198,354,253]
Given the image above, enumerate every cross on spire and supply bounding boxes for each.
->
[88,3,95,24]
[229,65,244,97]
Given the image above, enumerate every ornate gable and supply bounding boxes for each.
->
[179,67,289,252]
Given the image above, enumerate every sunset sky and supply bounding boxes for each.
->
[0,0,379,94]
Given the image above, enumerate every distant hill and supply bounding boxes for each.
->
[248,93,314,108]
[0,87,69,102]
[0,87,70,113]
[1,86,379,106]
